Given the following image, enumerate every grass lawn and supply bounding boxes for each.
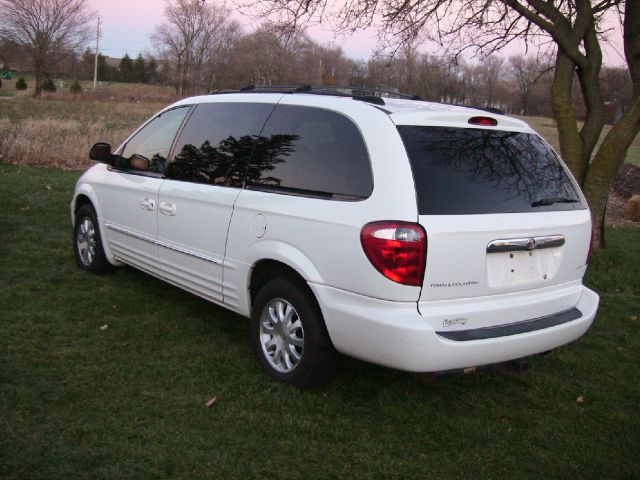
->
[626,146,640,165]
[1,163,639,479]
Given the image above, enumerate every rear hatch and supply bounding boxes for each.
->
[395,121,591,312]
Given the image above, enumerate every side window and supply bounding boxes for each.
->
[246,105,373,199]
[165,102,275,187]
[121,106,190,173]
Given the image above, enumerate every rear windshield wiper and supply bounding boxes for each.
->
[531,197,579,207]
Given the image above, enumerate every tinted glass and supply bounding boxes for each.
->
[246,105,373,199]
[397,126,586,215]
[121,107,189,173]
[166,102,274,186]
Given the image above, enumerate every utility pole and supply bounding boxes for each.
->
[93,16,100,90]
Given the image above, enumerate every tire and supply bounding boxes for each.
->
[251,277,338,389]
[73,204,114,274]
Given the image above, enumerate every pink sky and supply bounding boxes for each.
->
[86,0,626,65]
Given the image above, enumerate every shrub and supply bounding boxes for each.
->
[0,77,3,88]
[69,79,83,95]
[15,77,27,90]
[42,78,56,93]
[626,194,640,222]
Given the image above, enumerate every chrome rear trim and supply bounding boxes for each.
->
[487,235,565,253]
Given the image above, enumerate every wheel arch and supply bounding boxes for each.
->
[238,240,324,311]
[71,184,123,267]
[71,183,101,225]
[249,259,315,308]
[73,193,93,212]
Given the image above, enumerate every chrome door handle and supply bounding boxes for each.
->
[159,202,176,216]
[140,198,156,211]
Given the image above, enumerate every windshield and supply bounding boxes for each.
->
[397,126,586,215]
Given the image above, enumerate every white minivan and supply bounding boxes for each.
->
[72,86,599,388]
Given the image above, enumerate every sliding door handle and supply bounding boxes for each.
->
[159,202,177,216]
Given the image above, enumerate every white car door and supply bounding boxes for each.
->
[156,99,276,305]
[98,106,191,276]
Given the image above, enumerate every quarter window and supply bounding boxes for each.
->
[121,106,190,174]
[246,105,373,200]
[166,103,275,187]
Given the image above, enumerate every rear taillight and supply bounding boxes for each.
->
[586,220,595,265]
[360,221,427,286]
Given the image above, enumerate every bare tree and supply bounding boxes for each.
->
[152,0,234,95]
[243,0,639,247]
[0,0,92,97]
[508,55,553,115]
[480,56,505,106]
[202,20,242,91]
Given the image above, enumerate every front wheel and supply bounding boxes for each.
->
[251,277,337,389]
[73,204,114,274]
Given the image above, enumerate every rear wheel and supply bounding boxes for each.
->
[251,277,337,388]
[73,204,113,274]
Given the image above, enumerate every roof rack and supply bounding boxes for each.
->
[209,86,507,115]
[208,85,425,106]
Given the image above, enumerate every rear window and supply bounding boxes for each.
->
[397,126,586,215]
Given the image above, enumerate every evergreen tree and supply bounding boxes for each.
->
[80,50,113,82]
[97,54,111,81]
[133,54,147,83]
[15,77,27,90]
[42,78,56,92]
[146,57,158,84]
[70,79,83,94]
[118,54,134,82]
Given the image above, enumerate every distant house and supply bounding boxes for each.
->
[4,62,29,73]
[1,57,22,72]
[103,56,121,69]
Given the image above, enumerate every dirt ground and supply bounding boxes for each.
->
[608,163,640,226]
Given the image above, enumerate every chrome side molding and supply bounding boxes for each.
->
[106,223,222,264]
[487,235,565,253]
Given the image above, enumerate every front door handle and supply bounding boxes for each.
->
[159,202,177,216]
[140,198,156,211]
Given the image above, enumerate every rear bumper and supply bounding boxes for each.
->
[310,283,599,372]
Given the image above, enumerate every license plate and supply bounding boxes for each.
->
[486,249,557,287]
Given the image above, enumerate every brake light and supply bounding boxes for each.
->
[360,221,427,286]
[586,220,595,265]
[468,116,498,126]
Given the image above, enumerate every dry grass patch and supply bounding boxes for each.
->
[1,117,132,169]
[0,97,162,169]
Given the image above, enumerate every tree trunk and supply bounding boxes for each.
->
[32,71,42,98]
[551,52,585,182]
[583,0,640,248]
[583,95,640,247]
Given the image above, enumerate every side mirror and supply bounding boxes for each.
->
[89,143,112,163]
[129,154,150,171]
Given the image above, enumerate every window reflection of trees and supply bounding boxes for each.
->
[166,134,298,186]
[409,128,578,204]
